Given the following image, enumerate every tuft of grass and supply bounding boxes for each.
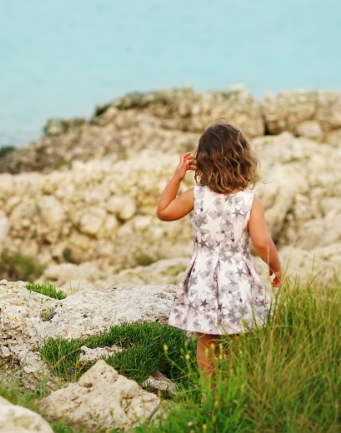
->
[40,322,197,386]
[0,250,45,281]
[135,254,155,267]
[26,280,67,300]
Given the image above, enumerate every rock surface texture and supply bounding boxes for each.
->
[40,360,161,432]
[260,89,341,139]
[0,280,58,388]
[38,257,188,293]
[0,396,53,433]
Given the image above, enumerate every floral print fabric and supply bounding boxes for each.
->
[168,185,268,335]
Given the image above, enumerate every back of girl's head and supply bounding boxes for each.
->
[195,120,261,194]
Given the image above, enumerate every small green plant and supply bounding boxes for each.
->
[0,250,45,281]
[62,248,76,264]
[26,280,67,300]
[135,253,155,267]
[41,306,57,321]
[54,158,68,170]
[173,266,187,276]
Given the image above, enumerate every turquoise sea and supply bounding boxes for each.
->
[0,0,340,147]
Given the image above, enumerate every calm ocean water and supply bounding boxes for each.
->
[0,0,340,147]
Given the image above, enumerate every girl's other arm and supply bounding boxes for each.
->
[157,152,196,221]
[249,195,282,287]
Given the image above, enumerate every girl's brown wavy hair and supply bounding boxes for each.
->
[195,120,261,194]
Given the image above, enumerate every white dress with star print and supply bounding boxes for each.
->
[168,185,268,335]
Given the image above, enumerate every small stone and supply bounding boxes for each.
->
[0,396,53,433]
[106,196,136,220]
[40,360,160,431]
[79,207,107,236]
[142,371,177,395]
[296,120,323,140]
[79,345,122,364]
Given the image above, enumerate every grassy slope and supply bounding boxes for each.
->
[1,278,341,433]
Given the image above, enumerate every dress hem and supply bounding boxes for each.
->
[168,321,252,336]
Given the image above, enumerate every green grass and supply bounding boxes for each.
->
[26,280,67,300]
[140,277,341,433]
[0,250,45,281]
[39,322,197,386]
[1,277,341,432]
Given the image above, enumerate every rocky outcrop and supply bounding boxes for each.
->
[0,280,59,366]
[0,280,177,371]
[0,396,53,433]
[3,87,341,176]
[260,89,341,140]
[0,87,341,287]
[1,130,341,277]
[40,360,161,432]
[0,152,194,269]
[0,86,263,175]
[38,257,188,293]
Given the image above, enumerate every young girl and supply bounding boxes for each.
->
[157,121,282,378]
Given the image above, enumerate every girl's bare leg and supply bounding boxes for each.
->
[196,333,220,378]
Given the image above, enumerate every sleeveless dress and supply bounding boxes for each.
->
[168,185,268,335]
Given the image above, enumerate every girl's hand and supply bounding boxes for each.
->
[174,152,197,181]
[269,267,282,288]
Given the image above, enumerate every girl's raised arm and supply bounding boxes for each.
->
[249,195,282,287]
[157,152,196,222]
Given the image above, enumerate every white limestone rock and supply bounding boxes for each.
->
[79,345,122,364]
[40,360,160,432]
[0,280,59,387]
[0,396,53,433]
[37,285,177,341]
